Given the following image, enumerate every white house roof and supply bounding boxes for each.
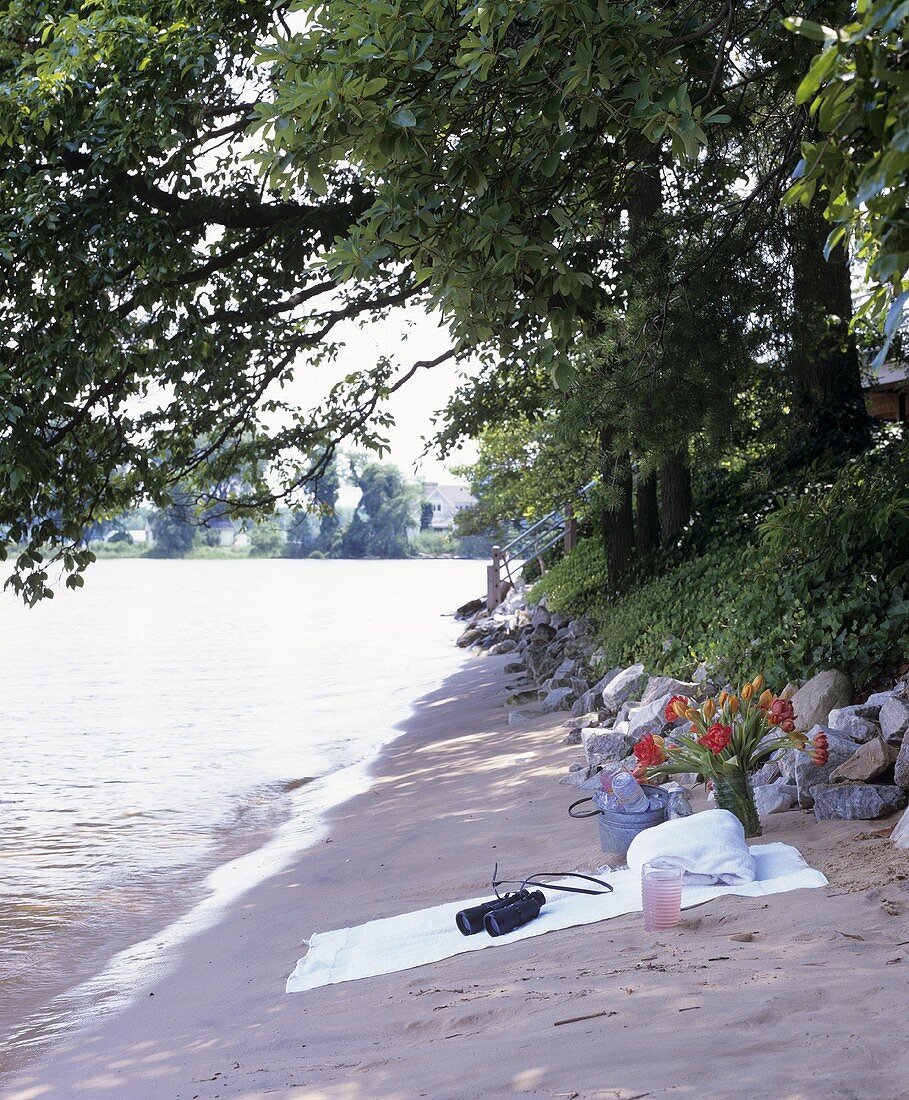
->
[426,483,476,506]
[863,359,908,389]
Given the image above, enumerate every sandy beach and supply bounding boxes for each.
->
[5,653,909,1100]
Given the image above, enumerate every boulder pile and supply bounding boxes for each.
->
[455,588,909,845]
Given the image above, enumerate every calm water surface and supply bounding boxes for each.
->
[0,558,478,1066]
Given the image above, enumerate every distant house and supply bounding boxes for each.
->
[205,515,236,547]
[864,359,908,422]
[424,483,477,531]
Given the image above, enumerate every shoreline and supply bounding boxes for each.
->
[6,651,909,1098]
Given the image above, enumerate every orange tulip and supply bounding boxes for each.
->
[758,688,774,709]
[728,696,740,715]
[703,697,717,719]
[718,690,729,707]
[741,682,754,701]
[751,674,765,692]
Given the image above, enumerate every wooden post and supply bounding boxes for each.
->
[487,545,502,610]
[564,502,577,555]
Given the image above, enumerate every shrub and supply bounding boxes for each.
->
[535,438,909,687]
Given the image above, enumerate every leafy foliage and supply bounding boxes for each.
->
[784,1,909,346]
[536,439,909,687]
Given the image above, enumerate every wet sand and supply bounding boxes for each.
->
[5,654,909,1100]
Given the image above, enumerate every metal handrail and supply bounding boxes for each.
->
[500,478,598,558]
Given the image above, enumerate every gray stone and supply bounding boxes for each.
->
[562,729,583,745]
[791,670,853,731]
[553,657,578,680]
[880,697,909,745]
[640,676,698,706]
[549,612,568,630]
[538,686,576,714]
[457,627,483,648]
[692,662,710,684]
[567,616,595,638]
[777,727,858,807]
[626,693,674,741]
[571,689,601,717]
[895,736,909,791]
[753,760,783,786]
[825,709,881,744]
[563,711,601,730]
[830,738,898,783]
[489,638,517,655]
[829,702,883,722]
[810,783,908,821]
[531,603,551,627]
[531,623,557,644]
[504,661,525,674]
[508,705,545,726]
[581,728,632,769]
[754,784,797,817]
[892,806,909,849]
[601,664,648,714]
[558,769,588,788]
[866,689,898,707]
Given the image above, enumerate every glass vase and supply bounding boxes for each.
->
[713,767,762,838]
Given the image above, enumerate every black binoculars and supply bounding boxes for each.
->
[455,889,546,937]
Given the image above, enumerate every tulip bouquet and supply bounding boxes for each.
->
[631,676,829,837]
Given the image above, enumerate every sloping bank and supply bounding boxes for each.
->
[456,585,909,841]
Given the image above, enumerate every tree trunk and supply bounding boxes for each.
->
[635,471,660,558]
[659,451,692,545]
[789,198,870,452]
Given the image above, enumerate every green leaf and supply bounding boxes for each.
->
[391,107,416,127]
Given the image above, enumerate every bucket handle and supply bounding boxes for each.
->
[567,796,601,819]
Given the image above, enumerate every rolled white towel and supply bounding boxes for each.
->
[626,808,757,886]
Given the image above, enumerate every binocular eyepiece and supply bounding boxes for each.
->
[455,890,546,937]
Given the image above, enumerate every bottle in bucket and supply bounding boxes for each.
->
[641,858,683,932]
[610,767,649,813]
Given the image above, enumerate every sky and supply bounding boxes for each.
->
[287,305,480,505]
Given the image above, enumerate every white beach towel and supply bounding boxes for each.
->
[626,808,756,886]
[286,842,826,993]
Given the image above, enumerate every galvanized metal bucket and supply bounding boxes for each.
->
[568,784,669,858]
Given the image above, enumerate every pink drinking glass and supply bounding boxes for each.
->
[641,859,683,932]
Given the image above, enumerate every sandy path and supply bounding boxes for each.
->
[4,655,909,1100]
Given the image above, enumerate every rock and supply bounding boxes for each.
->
[553,658,578,680]
[879,697,909,745]
[558,769,588,787]
[810,783,908,821]
[531,603,551,627]
[563,712,601,730]
[508,705,545,726]
[455,597,485,619]
[626,693,674,741]
[692,662,710,684]
[754,784,797,817]
[567,616,594,638]
[489,639,518,655]
[504,661,525,674]
[866,689,898,706]
[456,627,483,648]
[791,670,852,731]
[549,612,568,630]
[892,806,909,849]
[640,676,699,706]
[753,760,783,786]
[571,689,601,717]
[562,729,583,745]
[777,727,858,807]
[830,738,898,783]
[531,623,557,644]
[825,709,881,744]
[538,686,576,714]
[895,736,909,791]
[581,728,632,769]
[601,664,648,714]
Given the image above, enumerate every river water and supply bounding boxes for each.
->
[0,558,479,1072]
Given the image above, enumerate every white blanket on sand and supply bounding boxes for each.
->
[626,809,757,885]
[286,842,826,993]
